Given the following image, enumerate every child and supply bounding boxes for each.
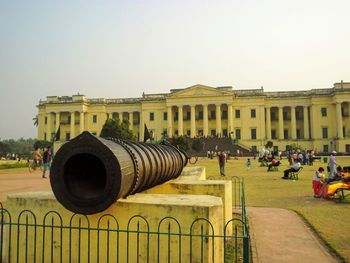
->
[246,158,251,171]
[312,167,325,197]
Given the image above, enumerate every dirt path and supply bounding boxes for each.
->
[248,207,339,263]
[0,169,51,203]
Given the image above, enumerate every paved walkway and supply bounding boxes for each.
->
[248,207,339,263]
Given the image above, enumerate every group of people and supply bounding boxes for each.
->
[312,151,350,199]
[286,149,315,166]
[32,146,52,178]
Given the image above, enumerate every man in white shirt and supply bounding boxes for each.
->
[282,161,301,179]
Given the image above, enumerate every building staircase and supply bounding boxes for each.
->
[187,137,252,157]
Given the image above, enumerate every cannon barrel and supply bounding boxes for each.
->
[50,132,188,214]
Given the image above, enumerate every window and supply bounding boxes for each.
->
[321,107,327,117]
[271,112,277,121]
[323,145,329,153]
[322,127,328,139]
[343,127,345,138]
[296,111,303,120]
[296,129,301,139]
[283,111,288,120]
[223,129,228,137]
[68,116,71,123]
[271,129,277,139]
[186,111,190,120]
[210,111,216,119]
[235,109,240,118]
[198,111,203,120]
[346,144,350,153]
[235,128,241,140]
[251,128,257,139]
[174,112,178,121]
[44,133,47,141]
[251,146,257,153]
[66,132,70,141]
[44,117,47,124]
[93,115,97,123]
[163,112,167,121]
[175,130,178,136]
[150,112,154,121]
[211,129,216,136]
[251,109,256,118]
[284,129,288,139]
[222,110,228,119]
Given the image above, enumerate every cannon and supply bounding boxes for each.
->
[50,132,188,214]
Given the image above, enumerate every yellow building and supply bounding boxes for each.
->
[37,81,350,153]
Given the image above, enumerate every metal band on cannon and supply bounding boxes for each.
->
[50,132,188,214]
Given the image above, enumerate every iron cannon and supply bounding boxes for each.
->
[50,132,188,214]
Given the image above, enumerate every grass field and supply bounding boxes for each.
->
[0,160,29,172]
[194,156,350,262]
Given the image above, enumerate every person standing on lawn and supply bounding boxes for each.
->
[218,151,226,176]
[42,146,52,178]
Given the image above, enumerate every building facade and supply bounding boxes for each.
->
[37,82,350,153]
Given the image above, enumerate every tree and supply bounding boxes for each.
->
[33,140,52,150]
[0,141,10,156]
[171,136,189,152]
[265,141,273,149]
[33,115,38,127]
[100,118,135,140]
[191,138,204,153]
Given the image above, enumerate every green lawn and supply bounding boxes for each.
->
[0,160,29,172]
[194,156,350,262]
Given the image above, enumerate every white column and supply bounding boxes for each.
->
[260,106,266,140]
[203,104,208,137]
[167,106,173,137]
[70,111,75,138]
[47,113,52,141]
[55,112,60,133]
[178,105,183,136]
[140,111,144,141]
[309,105,316,140]
[190,105,196,137]
[336,103,343,139]
[215,104,221,136]
[303,106,309,139]
[266,107,271,140]
[228,104,233,134]
[291,106,296,139]
[80,111,85,133]
[278,107,284,139]
[129,112,133,132]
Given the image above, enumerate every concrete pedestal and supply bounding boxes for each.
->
[3,192,224,263]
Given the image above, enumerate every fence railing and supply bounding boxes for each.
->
[0,179,249,263]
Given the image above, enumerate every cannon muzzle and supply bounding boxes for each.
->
[50,132,188,214]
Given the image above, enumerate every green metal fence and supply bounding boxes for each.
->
[0,179,249,263]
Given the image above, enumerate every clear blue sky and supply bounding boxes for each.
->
[1,0,349,139]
